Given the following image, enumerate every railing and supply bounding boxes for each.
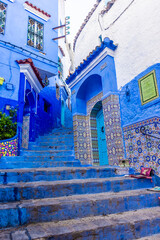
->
[140,126,160,140]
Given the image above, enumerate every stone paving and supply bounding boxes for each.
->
[0,128,159,239]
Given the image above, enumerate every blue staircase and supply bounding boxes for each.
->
[0,128,81,169]
[0,127,159,239]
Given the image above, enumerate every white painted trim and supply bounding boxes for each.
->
[68,48,114,89]
[24,76,27,102]
[19,64,43,93]
[23,3,50,22]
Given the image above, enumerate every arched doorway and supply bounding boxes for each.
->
[22,89,36,148]
[90,101,108,165]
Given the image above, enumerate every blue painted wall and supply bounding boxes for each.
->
[37,86,61,135]
[0,96,17,112]
[0,0,58,102]
[61,87,73,128]
[120,64,160,127]
[71,54,117,115]
[0,0,61,143]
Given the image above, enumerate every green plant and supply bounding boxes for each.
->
[0,107,17,140]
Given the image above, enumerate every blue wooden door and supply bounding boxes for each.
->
[96,109,108,165]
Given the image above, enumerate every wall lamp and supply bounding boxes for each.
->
[120,85,130,102]
[5,105,11,110]
[125,85,130,102]
[6,82,14,90]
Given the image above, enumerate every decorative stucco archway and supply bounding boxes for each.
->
[67,38,125,165]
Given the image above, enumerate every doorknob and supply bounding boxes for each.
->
[101,126,104,133]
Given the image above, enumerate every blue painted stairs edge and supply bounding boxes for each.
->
[0,127,160,239]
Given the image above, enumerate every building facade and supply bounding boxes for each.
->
[0,0,71,156]
[66,0,160,176]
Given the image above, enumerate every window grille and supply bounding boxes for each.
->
[0,1,7,35]
[58,57,63,80]
[27,17,44,51]
[56,84,60,100]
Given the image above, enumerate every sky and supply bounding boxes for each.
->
[65,0,97,45]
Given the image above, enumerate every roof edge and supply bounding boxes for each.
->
[16,58,44,87]
[66,37,117,85]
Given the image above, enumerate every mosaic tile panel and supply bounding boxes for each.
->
[73,93,125,166]
[0,1,7,35]
[22,116,30,149]
[87,92,103,115]
[87,92,103,165]
[73,115,92,165]
[102,94,125,165]
[123,117,160,176]
[90,116,99,164]
[0,137,18,157]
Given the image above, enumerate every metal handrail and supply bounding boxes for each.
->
[140,126,160,140]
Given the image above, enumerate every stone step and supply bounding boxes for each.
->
[0,207,160,239]
[1,155,76,162]
[138,234,160,239]
[46,131,73,136]
[38,135,74,141]
[0,176,154,201]
[36,140,74,146]
[0,189,159,229]
[28,144,73,151]
[49,128,73,134]
[20,149,74,157]
[37,140,74,146]
[0,189,159,228]
[0,156,78,169]
[0,166,118,184]
[0,160,81,170]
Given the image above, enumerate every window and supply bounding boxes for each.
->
[58,57,63,80]
[44,100,50,113]
[0,1,7,35]
[27,17,44,51]
[56,84,60,100]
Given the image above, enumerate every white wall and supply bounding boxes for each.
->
[58,0,71,81]
[74,2,104,67]
[74,0,160,89]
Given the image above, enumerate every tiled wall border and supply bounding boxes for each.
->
[123,117,160,176]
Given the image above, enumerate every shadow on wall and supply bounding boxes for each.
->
[37,86,61,135]
[76,74,102,115]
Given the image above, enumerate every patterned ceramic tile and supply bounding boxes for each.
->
[22,116,30,149]
[73,93,124,166]
[103,94,125,165]
[123,117,160,176]
[0,138,18,157]
[87,92,103,115]
[73,115,92,165]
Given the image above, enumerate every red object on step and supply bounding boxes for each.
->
[130,167,153,183]
[140,167,152,177]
